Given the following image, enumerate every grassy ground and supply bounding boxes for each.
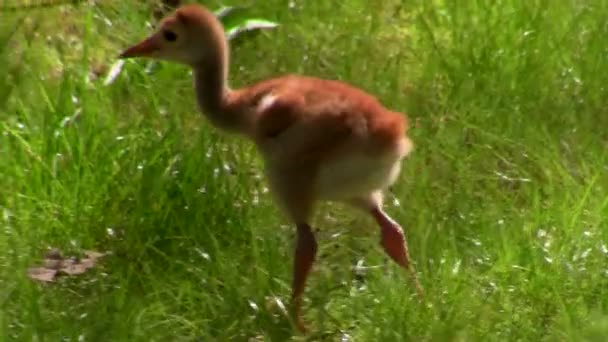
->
[1,0,608,340]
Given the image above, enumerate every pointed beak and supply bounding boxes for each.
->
[119,35,161,59]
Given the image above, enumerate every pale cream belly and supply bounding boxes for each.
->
[257,131,413,204]
[314,136,413,201]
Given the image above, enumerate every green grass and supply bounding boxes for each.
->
[2,0,608,340]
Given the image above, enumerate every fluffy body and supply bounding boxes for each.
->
[119,4,421,332]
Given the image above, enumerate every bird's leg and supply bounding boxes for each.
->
[266,167,316,331]
[371,207,410,268]
[291,222,318,332]
[370,207,424,297]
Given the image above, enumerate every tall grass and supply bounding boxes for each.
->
[1,0,607,340]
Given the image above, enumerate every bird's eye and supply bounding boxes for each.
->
[163,30,177,42]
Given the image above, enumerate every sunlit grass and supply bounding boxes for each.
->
[1,0,607,340]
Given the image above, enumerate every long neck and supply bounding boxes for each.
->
[193,44,247,134]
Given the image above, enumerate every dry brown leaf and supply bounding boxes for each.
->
[27,267,57,282]
[27,248,108,283]
[80,258,95,269]
[60,262,89,276]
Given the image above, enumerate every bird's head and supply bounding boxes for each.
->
[119,4,227,67]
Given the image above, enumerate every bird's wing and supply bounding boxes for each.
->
[243,75,407,166]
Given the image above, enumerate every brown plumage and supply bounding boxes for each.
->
[119,3,422,332]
